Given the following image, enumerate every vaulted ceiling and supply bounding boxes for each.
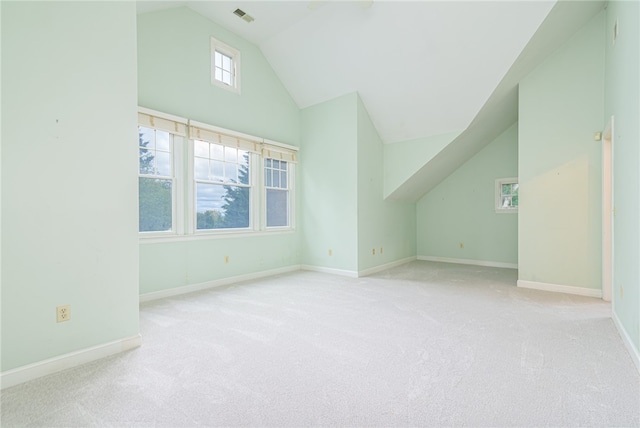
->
[138,1,554,144]
[137,1,606,201]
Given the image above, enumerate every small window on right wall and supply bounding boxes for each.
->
[495,177,518,213]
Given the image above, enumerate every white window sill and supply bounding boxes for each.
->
[495,208,518,214]
[139,228,295,244]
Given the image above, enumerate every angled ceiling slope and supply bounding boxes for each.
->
[138,1,555,144]
[387,0,606,202]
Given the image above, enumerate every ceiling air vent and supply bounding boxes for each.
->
[233,8,255,23]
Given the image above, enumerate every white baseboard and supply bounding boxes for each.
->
[612,311,640,374]
[140,265,301,302]
[1,334,142,390]
[300,265,359,278]
[417,255,518,269]
[517,280,602,298]
[358,256,417,277]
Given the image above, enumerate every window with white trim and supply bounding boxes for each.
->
[211,37,240,93]
[264,158,290,228]
[495,177,518,213]
[188,121,297,235]
[194,140,252,230]
[138,108,297,239]
[137,110,187,234]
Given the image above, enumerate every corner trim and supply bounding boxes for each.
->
[300,265,359,278]
[417,255,518,269]
[517,280,602,298]
[140,265,301,302]
[612,311,640,374]
[1,334,142,390]
[358,256,417,277]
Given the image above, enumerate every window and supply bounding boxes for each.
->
[138,109,297,239]
[194,140,252,230]
[137,110,187,234]
[211,37,240,93]
[495,178,518,213]
[139,126,172,232]
[264,158,290,227]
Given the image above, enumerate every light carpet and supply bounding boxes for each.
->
[2,261,639,427]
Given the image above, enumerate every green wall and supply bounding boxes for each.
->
[357,96,416,271]
[300,93,417,274]
[137,7,299,145]
[383,130,461,199]
[300,94,359,272]
[137,7,302,294]
[416,123,518,265]
[1,1,140,371]
[605,0,640,352]
[518,11,605,290]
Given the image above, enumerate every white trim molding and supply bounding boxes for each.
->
[140,265,300,302]
[1,334,142,390]
[517,280,602,298]
[358,256,417,277]
[300,265,359,278]
[612,311,640,374]
[418,255,518,269]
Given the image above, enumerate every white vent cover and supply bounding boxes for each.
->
[233,8,255,23]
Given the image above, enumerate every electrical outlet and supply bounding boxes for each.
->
[224,256,229,264]
[57,305,71,323]
[380,247,383,254]
[328,249,332,256]
[459,242,464,249]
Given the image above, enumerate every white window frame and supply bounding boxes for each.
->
[190,142,259,235]
[187,121,263,236]
[261,145,297,232]
[138,109,298,242]
[138,108,187,237]
[211,37,241,94]
[495,177,519,213]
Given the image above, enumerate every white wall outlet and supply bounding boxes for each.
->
[57,305,71,323]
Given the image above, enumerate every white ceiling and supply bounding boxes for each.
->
[137,1,555,144]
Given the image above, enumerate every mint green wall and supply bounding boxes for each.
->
[137,7,299,145]
[383,130,461,199]
[137,7,302,294]
[416,123,518,265]
[357,96,416,271]
[140,234,300,294]
[1,2,140,371]
[605,1,640,351]
[300,94,359,272]
[518,11,605,290]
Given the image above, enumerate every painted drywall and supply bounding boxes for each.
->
[300,94,359,272]
[357,96,416,271]
[604,1,640,352]
[137,7,299,146]
[383,131,461,199]
[137,7,302,295]
[416,123,518,265]
[518,11,605,290]
[1,2,140,371]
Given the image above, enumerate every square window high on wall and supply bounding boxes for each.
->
[211,37,241,93]
[495,177,518,213]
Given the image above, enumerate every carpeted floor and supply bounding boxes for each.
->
[2,261,639,427]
